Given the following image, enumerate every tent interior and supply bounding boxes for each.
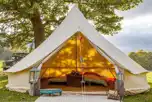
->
[39,32,116,92]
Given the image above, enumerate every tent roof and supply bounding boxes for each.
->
[5,5,148,74]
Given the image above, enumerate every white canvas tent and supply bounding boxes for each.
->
[5,6,150,94]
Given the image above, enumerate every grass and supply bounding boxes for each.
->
[0,74,38,102]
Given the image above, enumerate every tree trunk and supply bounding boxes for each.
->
[30,9,44,48]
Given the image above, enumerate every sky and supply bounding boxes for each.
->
[104,0,152,54]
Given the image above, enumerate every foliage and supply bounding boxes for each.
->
[0,48,12,60]
[0,0,143,49]
[129,50,152,71]
[0,60,4,71]
[0,34,9,47]
[0,74,38,102]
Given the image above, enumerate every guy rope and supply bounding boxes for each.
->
[78,34,87,101]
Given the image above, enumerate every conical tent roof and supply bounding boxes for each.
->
[5,6,148,74]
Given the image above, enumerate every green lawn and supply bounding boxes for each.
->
[0,74,38,102]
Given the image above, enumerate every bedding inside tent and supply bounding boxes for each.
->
[40,32,116,91]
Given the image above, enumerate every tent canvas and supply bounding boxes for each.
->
[5,5,150,94]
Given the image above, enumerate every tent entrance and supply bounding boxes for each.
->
[39,32,116,92]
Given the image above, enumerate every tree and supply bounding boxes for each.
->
[0,33,8,48]
[129,50,152,71]
[0,0,143,50]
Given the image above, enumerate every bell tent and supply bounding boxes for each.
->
[5,6,150,94]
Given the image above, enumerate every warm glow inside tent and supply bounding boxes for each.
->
[39,32,116,91]
[40,32,115,78]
